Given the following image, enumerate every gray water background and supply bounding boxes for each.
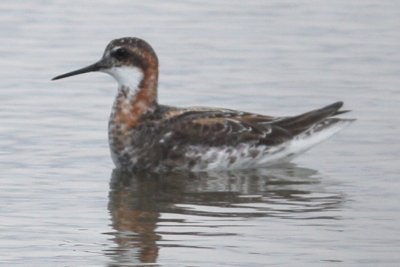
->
[0,1,399,266]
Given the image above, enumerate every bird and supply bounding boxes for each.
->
[52,37,354,172]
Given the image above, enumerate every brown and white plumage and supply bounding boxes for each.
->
[52,37,354,171]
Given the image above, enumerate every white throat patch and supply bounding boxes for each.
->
[102,66,143,89]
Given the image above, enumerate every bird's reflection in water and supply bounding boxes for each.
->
[106,164,343,266]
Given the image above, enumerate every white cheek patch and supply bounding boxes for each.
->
[102,66,143,89]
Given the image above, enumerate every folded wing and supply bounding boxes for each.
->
[151,101,349,148]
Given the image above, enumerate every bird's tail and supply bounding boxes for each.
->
[275,101,354,136]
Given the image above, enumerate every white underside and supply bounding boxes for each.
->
[185,119,354,171]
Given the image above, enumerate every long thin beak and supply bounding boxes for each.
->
[51,60,106,81]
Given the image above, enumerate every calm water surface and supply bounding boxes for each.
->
[1,1,399,266]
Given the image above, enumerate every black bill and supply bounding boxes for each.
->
[52,60,106,80]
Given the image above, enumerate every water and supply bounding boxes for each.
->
[1,1,399,266]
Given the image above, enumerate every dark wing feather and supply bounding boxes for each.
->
[146,106,290,148]
[144,101,348,149]
[272,101,346,136]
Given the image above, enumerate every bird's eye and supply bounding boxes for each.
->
[113,48,129,59]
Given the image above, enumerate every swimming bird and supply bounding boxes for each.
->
[52,37,354,171]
